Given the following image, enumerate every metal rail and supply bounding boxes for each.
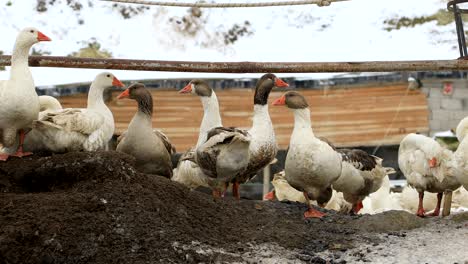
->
[0,55,467,73]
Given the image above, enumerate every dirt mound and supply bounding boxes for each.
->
[0,151,426,263]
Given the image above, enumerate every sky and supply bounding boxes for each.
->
[0,0,460,86]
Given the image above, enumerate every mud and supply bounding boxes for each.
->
[0,151,446,263]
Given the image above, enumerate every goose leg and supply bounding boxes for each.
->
[427,192,443,217]
[351,201,364,214]
[0,153,8,161]
[221,182,229,198]
[416,191,425,217]
[11,129,32,158]
[303,192,325,218]
[264,189,276,201]
[0,128,17,161]
[232,181,240,200]
[212,190,222,198]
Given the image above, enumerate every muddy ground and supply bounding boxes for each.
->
[0,151,466,263]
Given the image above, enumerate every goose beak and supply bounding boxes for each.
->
[272,95,286,106]
[117,89,130,99]
[37,31,51,42]
[429,157,437,168]
[274,78,289,88]
[179,83,192,94]
[112,77,125,87]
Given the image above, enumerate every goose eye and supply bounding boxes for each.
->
[106,74,111,78]
[30,30,34,33]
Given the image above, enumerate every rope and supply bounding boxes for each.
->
[372,85,411,155]
[100,0,350,8]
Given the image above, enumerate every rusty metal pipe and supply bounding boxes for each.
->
[1,55,467,73]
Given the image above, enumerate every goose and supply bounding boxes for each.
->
[29,72,124,152]
[332,148,396,214]
[272,91,342,218]
[266,170,307,203]
[453,117,468,193]
[172,80,222,191]
[359,175,404,214]
[0,27,51,161]
[115,83,174,178]
[265,170,352,212]
[37,96,63,118]
[398,133,460,217]
[230,73,289,199]
[1,95,63,154]
[196,126,251,197]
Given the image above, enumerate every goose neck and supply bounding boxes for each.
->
[292,108,313,135]
[87,84,107,110]
[129,111,153,132]
[10,41,33,82]
[252,104,272,129]
[197,93,222,147]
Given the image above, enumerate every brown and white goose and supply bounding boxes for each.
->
[116,83,175,178]
[196,126,251,196]
[332,149,396,214]
[230,73,289,199]
[172,80,223,190]
[0,27,51,160]
[273,91,342,218]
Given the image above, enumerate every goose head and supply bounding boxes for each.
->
[254,73,289,105]
[93,72,125,91]
[117,83,153,116]
[272,91,309,109]
[179,79,212,97]
[16,27,51,47]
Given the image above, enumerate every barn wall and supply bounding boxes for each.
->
[421,79,468,135]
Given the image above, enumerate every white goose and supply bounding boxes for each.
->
[1,95,63,154]
[453,117,468,193]
[231,73,289,199]
[0,27,51,160]
[272,91,342,218]
[172,80,223,191]
[116,83,175,178]
[30,72,124,152]
[37,96,63,118]
[398,133,460,217]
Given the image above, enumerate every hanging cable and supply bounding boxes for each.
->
[100,0,349,8]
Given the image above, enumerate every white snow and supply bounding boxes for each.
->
[0,0,461,86]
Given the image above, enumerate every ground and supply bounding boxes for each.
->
[0,151,467,263]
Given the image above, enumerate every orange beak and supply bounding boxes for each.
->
[179,83,192,94]
[112,77,125,87]
[117,89,130,99]
[274,78,289,87]
[263,191,275,201]
[37,31,51,42]
[272,95,286,106]
[429,157,437,168]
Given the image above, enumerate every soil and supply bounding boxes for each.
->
[0,151,462,263]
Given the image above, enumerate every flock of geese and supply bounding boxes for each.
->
[3,27,468,219]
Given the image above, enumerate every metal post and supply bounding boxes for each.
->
[262,165,271,200]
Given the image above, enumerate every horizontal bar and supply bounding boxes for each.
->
[0,55,466,73]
